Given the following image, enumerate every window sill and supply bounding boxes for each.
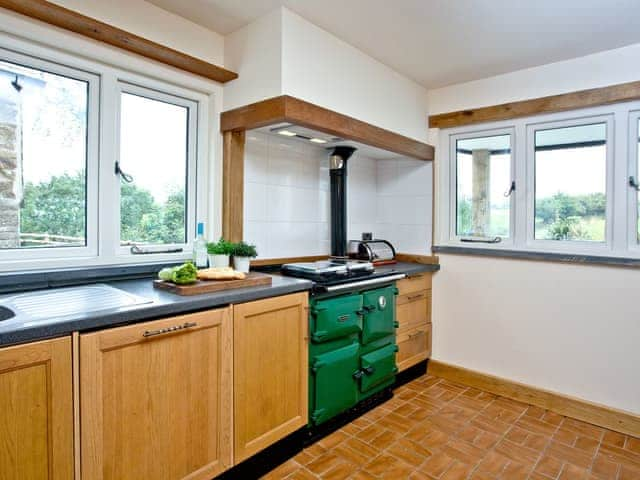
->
[432,245,640,268]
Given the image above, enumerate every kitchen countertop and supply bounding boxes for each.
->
[0,275,313,347]
[0,261,439,347]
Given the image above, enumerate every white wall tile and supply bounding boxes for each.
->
[244,182,268,221]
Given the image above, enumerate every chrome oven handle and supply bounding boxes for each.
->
[322,273,406,292]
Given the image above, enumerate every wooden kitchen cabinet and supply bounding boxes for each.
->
[233,292,309,462]
[0,337,74,480]
[396,273,432,372]
[80,308,233,480]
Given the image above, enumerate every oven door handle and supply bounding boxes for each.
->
[321,273,407,292]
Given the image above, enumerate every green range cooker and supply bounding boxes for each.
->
[281,259,406,427]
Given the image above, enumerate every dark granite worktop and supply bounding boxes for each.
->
[0,261,439,347]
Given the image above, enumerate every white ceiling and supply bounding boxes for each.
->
[148,0,640,89]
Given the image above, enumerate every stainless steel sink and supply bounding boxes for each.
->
[0,284,151,324]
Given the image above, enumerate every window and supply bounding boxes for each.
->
[0,54,97,261]
[117,87,196,248]
[533,123,607,242]
[455,133,512,240]
[439,103,640,259]
[0,36,207,271]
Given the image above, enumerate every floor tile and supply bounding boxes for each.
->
[259,374,636,479]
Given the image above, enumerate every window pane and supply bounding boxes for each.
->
[456,134,511,238]
[119,92,188,246]
[0,60,88,250]
[534,123,606,242]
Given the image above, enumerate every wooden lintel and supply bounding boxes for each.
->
[0,0,238,83]
[429,80,640,129]
[221,95,434,161]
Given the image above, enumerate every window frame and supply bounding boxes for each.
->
[0,46,100,264]
[627,110,640,253]
[0,26,215,273]
[437,101,640,260]
[113,81,199,258]
[524,114,615,254]
[448,127,516,248]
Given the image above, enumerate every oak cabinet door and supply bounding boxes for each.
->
[233,292,309,462]
[0,337,74,480]
[80,308,232,480]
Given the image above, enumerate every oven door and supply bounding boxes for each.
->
[359,343,399,394]
[361,286,397,344]
[310,341,360,425]
[310,294,363,343]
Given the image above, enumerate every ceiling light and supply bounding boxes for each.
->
[277,130,296,137]
[310,138,327,144]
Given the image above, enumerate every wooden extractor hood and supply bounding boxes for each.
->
[220,95,435,243]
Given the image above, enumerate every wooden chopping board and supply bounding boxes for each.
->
[153,271,272,296]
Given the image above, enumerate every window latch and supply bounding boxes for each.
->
[504,181,516,197]
[629,176,640,191]
[115,161,134,183]
[460,237,502,244]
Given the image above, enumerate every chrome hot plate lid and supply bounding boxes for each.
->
[282,259,374,275]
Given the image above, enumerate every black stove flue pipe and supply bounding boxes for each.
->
[329,146,357,257]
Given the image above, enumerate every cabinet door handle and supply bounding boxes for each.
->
[408,330,425,340]
[407,274,424,280]
[143,321,197,338]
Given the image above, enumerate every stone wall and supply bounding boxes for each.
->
[0,99,20,249]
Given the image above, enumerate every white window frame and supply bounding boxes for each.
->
[447,127,516,248]
[525,114,615,254]
[0,47,100,263]
[0,24,215,273]
[437,101,640,260]
[628,110,640,253]
[113,81,199,258]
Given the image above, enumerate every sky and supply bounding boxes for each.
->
[2,61,187,205]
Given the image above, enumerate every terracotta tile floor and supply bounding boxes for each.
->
[261,375,640,480]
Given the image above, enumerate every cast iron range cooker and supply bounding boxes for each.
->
[281,146,403,432]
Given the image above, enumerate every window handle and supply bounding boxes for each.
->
[115,161,134,183]
[629,176,640,191]
[504,181,516,197]
[460,237,502,244]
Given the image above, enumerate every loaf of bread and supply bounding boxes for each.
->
[197,267,246,280]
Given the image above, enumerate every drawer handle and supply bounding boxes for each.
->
[406,293,424,301]
[143,321,197,338]
[408,330,425,340]
[407,274,424,280]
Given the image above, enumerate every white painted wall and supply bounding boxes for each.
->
[281,8,430,143]
[429,44,640,414]
[223,9,283,110]
[223,7,431,143]
[50,0,225,66]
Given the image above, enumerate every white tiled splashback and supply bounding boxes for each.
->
[243,132,432,259]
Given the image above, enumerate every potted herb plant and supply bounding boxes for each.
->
[232,241,257,273]
[207,238,233,268]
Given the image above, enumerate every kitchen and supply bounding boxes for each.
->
[0,1,639,480]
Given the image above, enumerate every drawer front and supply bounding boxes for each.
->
[396,324,432,372]
[397,273,431,295]
[361,286,397,345]
[311,294,363,343]
[397,291,431,331]
[310,342,360,425]
[359,343,398,393]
